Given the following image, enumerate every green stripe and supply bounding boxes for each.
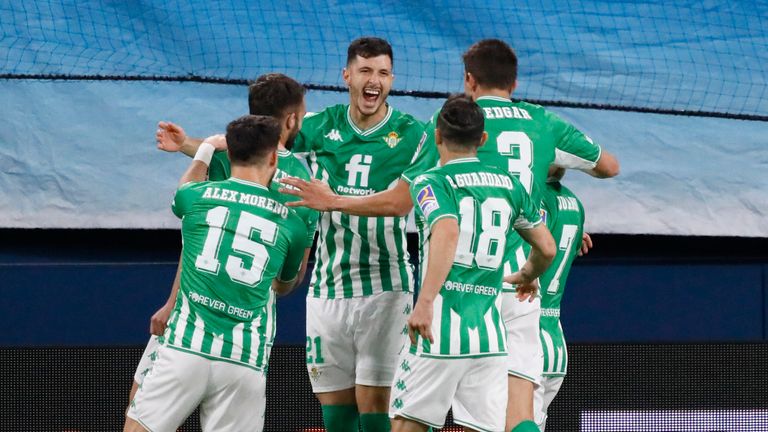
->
[311,214,326,298]
[376,217,394,292]
[359,217,373,296]
[220,332,232,359]
[255,309,267,368]
[459,319,470,355]
[478,318,490,353]
[201,331,213,355]
[392,217,411,292]
[492,304,505,352]
[241,323,252,363]
[440,299,451,354]
[182,311,197,350]
[339,213,355,298]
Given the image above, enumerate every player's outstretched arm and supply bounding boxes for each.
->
[505,224,556,301]
[408,218,459,345]
[279,178,413,217]
[589,150,620,178]
[149,256,182,335]
[156,121,205,157]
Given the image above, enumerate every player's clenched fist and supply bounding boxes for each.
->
[156,121,187,152]
[408,301,434,345]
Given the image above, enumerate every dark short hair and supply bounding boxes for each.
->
[436,94,485,149]
[226,115,281,165]
[248,73,306,118]
[347,37,393,65]
[462,39,518,90]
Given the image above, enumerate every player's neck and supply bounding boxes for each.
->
[439,150,477,166]
[472,86,512,100]
[230,165,274,188]
[348,103,388,131]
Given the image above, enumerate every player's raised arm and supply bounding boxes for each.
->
[156,121,205,157]
[178,135,227,185]
[279,176,413,217]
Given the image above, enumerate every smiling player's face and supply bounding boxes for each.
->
[344,55,393,118]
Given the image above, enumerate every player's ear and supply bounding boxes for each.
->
[268,149,278,167]
[434,128,443,146]
[478,131,488,148]
[286,112,296,132]
[342,67,351,86]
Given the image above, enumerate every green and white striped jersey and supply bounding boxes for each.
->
[209,149,319,248]
[166,178,307,371]
[409,158,542,358]
[538,181,584,376]
[293,104,425,299]
[403,96,602,290]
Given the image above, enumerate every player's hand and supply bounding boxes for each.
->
[407,301,434,345]
[149,302,173,336]
[504,272,540,303]
[203,134,228,151]
[579,232,593,256]
[156,121,187,152]
[279,177,338,211]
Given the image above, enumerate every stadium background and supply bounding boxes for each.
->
[1,0,767,430]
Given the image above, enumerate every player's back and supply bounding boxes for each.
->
[167,177,307,371]
[410,157,541,358]
[539,181,584,311]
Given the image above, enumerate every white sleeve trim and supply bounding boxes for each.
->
[554,147,599,171]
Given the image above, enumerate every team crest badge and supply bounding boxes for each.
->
[384,131,402,148]
[309,366,323,382]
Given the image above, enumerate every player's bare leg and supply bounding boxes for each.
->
[317,388,359,432]
[357,384,391,431]
[123,417,149,432]
[391,417,429,432]
[506,375,537,431]
[125,380,139,415]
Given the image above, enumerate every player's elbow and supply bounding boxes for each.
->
[392,199,414,217]
[593,153,620,178]
[539,234,557,263]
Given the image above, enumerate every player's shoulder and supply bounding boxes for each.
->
[177,180,212,195]
[278,150,312,179]
[389,106,426,134]
[303,104,345,126]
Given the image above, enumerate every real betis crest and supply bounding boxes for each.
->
[384,131,401,148]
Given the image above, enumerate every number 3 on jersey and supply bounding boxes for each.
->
[195,206,277,286]
[497,131,533,193]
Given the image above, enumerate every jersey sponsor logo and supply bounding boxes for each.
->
[416,185,439,217]
[324,129,343,142]
[345,154,373,187]
[384,131,402,148]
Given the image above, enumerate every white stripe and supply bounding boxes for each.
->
[541,329,555,373]
[398,217,413,291]
[264,292,276,367]
[430,293,443,355]
[367,217,382,292]
[190,315,205,352]
[420,224,430,286]
[554,148,598,171]
[210,333,224,357]
[248,314,262,366]
[383,217,399,290]
[349,215,363,296]
[347,105,393,136]
[555,347,564,373]
[230,322,244,361]
[173,295,190,345]
[311,212,332,297]
[330,212,346,292]
[483,304,499,353]
[476,95,512,103]
[560,321,568,373]
[449,307,461,355]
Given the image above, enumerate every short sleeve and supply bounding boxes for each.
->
[279,216,308,282]
[171,182,200,218]
[548,111,602,171]
[401,113,439,184]
[510,177,543,230]
[409,173,458,229]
